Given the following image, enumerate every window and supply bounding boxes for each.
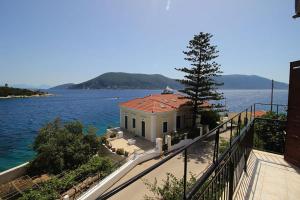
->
[125,115,128,129]
[176,116,181,129]
[132,118,136,128]
[163,122,168,133]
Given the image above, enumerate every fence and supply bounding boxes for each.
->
[97,103,287,200]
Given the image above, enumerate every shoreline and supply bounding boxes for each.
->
[0,93,54,99]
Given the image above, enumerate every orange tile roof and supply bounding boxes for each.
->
[254,110,267,117]
[120,94,193,113]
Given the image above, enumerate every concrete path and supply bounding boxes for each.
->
[106,138,215,200]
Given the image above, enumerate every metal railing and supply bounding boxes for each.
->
[97,103,287,200]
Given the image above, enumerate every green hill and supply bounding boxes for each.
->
[0,86,46,97]
[69,72,183,89]
[51,72,288,90]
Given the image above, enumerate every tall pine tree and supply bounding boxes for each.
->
[176,32,224,128]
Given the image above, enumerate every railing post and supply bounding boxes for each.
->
[183,148,187,200]
[228,157,234,200]
[230,119,233,146]
[245,108,248,125]
[213,128,220,163]
[254,104,256,119]
[238,115,241,135]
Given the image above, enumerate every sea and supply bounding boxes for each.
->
[0,89,288,172]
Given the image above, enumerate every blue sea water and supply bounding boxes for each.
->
[0,89,288,172]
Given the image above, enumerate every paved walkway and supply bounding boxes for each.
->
[106,138,215,200]
[234,150,300,200]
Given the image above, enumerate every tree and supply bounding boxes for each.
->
[254,111,287,154]
[176,32,224,128]
[28,118,101,175]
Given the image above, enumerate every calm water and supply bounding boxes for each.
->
[0,89,288,172]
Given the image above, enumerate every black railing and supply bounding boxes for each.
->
[97,103,286,200]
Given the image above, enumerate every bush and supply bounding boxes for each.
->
[201,110,220,130]
[28,118,101,175]
[19,156,115,200]
[111,148,116,152]
[124,151,129,157]
[143,173,196,200]
[254,111,286,154]
[110,133,116,138]
[100,136,107,144]
[116,148,124,155]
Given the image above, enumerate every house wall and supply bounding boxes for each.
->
[120,105,193,142]
[120,107,152,141]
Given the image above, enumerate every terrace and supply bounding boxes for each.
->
[97,102,299,200]
[105,127,155,156]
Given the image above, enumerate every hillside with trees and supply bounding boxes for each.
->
[51,73,288,90]
[0,85,47,97]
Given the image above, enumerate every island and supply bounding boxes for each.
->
[51,72,289,90]
[0,85,51,99]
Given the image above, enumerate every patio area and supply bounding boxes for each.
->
[106,128,155,155]
[234,150,300,200]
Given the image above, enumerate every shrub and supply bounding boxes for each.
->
[143,173,196,200]
[19,156,115,200]
[111,148,116,152]
[110,133,116,138]
[28,118,101,175]
[116,148,124,155]
[201,110,221,130]
[124,151,129,157]
[100,136,107,144]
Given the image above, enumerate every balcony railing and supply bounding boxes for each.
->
[97,103,287,200]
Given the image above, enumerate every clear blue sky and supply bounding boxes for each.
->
[0,0,299,87]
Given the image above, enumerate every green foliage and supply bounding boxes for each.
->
[175,32,224,127]
[254,111,287,154]
[110,132,117,138]
[124,151,129,157]
[219,138,230,155]
[19,156,115,200]
[28,118,101,175]
[0,86,45,97]
[201,110,220,129]
[100,136,107,144]
[116,148,125,155]
[143,173,196,200]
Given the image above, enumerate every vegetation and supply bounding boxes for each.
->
[0,86,46,97]
[219,138,230,155]
[116,148,125,155]
[53,73,289,90]
[200,110,221,129]
[69,72,183,89]
[175,32,224,128]
[28,118,101,175]
[143,173,196,200]
[254,111,287,154]
[19,156,115,200]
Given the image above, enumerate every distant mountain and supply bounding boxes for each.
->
[50,83,75,90]
[216,75,288,89]
[52,73,288,90]
[69,73,183,89]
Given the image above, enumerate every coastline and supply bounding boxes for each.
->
[0,93,53,99]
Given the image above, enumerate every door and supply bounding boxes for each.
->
[176,116,181,130]
[141,121,145,137]
[125,116,128,129]
[285,61,300,167]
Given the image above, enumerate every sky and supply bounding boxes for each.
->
[0,0,299,87]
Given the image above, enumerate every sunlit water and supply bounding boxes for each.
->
[0,89,288,172]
